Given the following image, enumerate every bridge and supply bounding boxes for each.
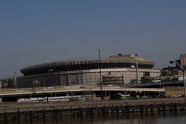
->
[0,86,165,101]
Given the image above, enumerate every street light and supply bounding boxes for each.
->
[169,60,186,103]
[13,72,17,88]
[135,60,139,84]
[98,50,103,100]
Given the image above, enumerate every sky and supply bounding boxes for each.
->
[0,0,186,78]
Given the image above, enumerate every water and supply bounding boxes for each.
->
[1,112,186,124]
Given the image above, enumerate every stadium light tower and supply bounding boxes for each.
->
[170,58,186,103]
[98,50,103,100]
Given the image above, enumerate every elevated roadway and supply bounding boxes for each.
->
[0,86,165,97]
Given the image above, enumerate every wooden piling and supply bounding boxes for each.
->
[4,112,7,121]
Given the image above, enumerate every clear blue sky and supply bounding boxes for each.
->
[0,0,186,78]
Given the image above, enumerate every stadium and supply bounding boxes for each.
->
[17,54,160,88]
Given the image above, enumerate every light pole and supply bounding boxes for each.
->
[98,50,103,100]
[170,59,186,103]
[13,72,17,88]
[135,61,139,84]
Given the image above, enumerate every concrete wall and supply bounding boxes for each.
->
[165,87,184,97]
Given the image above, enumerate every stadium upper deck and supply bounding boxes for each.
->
[21,54,154,76]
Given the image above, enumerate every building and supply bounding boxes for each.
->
[180,54,186,67]
[161,54,186,81]
[17,54,160,88]
[0,78,15,88]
